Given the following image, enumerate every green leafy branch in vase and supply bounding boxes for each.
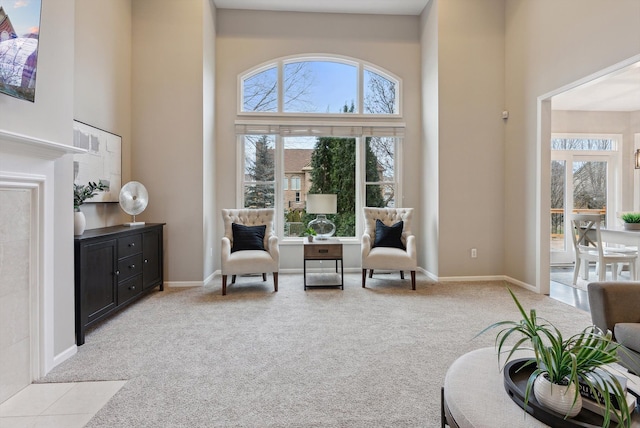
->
[74,181,109,211]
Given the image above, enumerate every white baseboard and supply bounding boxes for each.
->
[50,344,77,375]
[164,280,206,288]
[168,271,539,292]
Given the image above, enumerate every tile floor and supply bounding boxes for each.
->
[0,381,125,428]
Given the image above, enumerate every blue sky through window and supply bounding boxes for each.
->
[284,61,357,113]
[242,57,397,115]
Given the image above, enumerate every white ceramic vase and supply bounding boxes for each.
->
[534,374,582,418]
[74,210,86,236]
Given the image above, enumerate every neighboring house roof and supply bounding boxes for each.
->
[284,149,313,174]
[0,7,16,41]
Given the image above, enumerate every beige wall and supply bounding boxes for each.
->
[215,10,422,270]
[420,0,506,279]
[419,0,439,277]
[132,0,212,283]
[203,0,217,280]
[74,0,131,229]
[504,0,640,289]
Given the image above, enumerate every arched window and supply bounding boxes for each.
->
[237,55,404,239]
[240,55,400,116]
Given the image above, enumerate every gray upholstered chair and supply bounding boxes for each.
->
[361,207,417,290]
[587,281,640,375]
[220,208,279,296]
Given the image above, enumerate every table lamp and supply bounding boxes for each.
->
[306,194,337,240]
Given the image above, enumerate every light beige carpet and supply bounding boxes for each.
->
[41,273,591,427]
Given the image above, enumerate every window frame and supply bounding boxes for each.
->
[236,54,404,241]
[237,132,403,241]
[238,54,402,118]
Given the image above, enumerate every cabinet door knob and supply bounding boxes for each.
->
[115,270,120,276]
[129,285,136,290]
[144,259,148,263]
[129,242,135,247]
[130,264,135,269]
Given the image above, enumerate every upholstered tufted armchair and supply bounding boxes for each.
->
[361,207,417,290]
[220,208,279,295]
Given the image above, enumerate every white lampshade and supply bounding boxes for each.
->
[306,194,337,214]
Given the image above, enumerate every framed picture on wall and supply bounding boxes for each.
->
[72,121,122,203]
[0,0,42,102]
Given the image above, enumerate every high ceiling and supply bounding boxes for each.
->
[212,0,430,16]
[213,0,639,113]
[552,63,640,112]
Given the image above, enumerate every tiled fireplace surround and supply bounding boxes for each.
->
[0,129,81,404]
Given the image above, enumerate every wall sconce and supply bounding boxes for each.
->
[636,149,640,169]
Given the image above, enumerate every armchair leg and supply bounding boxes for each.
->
[400,271,405,279]
[232,275,237,284]
[369,269,374,278]
[411,271,416,290]
[273,272,278,292]
[262,273,267,282]
[362,269,367,287]
[222,275,227,296]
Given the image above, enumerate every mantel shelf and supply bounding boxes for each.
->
[0,129,85,160]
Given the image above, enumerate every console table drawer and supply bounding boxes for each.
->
[304,243,342,259]
[118,254,143,281]
[118,234,142,258]
[118,275,142,305]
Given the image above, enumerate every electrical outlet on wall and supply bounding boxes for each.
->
[471,248,477,258]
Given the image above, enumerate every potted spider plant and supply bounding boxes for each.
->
[620,212,640,230]
[477,287,632,427]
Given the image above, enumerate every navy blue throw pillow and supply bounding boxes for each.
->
[373,219,405,250]
[231,223,266,253]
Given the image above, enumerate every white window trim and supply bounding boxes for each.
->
[238,132,403,240]
[551,133,623,228]
[237,54,404,241]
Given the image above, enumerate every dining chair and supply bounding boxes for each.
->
[569,213,637,285]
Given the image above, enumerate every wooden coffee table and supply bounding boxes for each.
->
[303,239,343,290]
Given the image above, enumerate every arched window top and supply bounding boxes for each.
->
[239,54,401,117]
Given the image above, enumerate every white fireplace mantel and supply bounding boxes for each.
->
[0,128,85,397]
[0,129,85,159]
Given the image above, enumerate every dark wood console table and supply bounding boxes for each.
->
[74,223,165,345]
